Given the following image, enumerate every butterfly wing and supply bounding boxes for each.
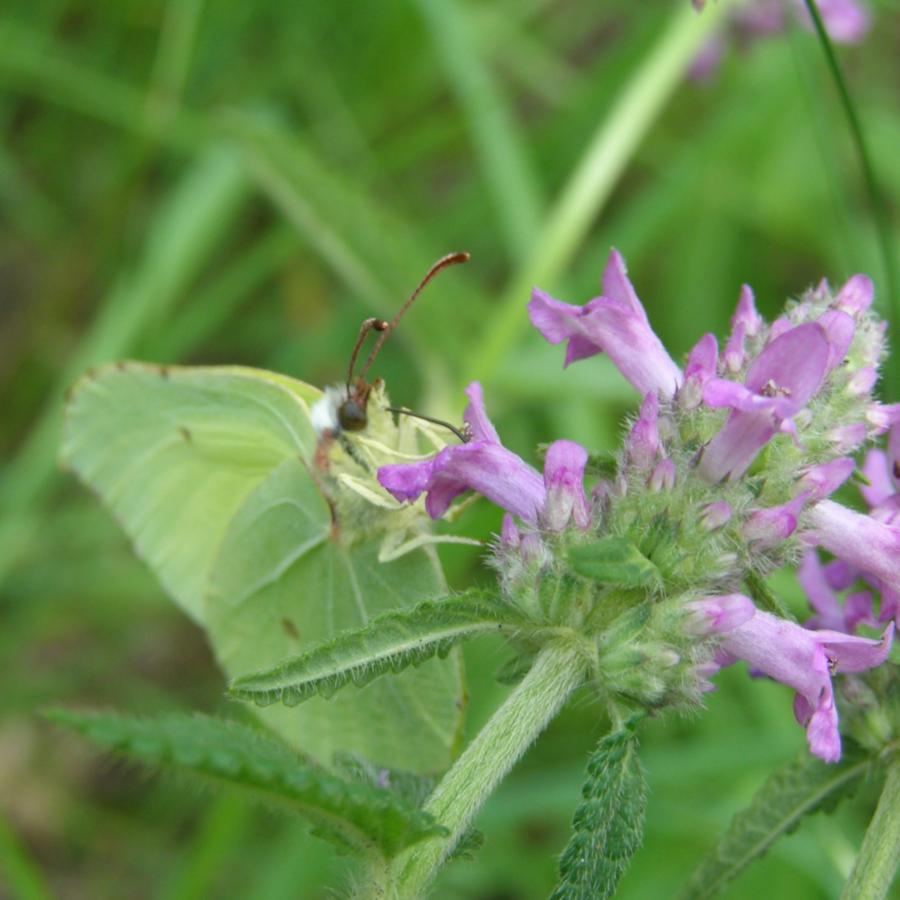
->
[62,363,464,772]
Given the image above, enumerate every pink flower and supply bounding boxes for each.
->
[713,604,893,762]
[529,250,683,398]
[698,323,831,482]
[378,382,591,532]
[691,1,870,80]
[798,551,876,633]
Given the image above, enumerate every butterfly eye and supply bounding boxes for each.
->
[337,398,368,432]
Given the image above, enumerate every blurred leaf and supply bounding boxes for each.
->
[678,746,872,900]
[467,1,733,386]
[415,0,542,262]
[48,710,446,858]
[551,715,647,900]
[229,591,524,707]
[0,148,249,582]
[157,794,250,900]
[0,811,52,900]
[225,114,485,366]
[0,21,204,148]
[144,0,205,135]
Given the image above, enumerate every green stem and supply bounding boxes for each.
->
[464,0,733,389]
[840,754,900,900]
[394,639,587,898]
[801,0,899,394]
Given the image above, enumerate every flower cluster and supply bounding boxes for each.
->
[378,250,897,763]
[691,0,870,80]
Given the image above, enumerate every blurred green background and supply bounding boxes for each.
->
[1,1,898,897]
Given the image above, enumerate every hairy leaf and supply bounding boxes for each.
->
[678,745,871,900]
[551,716,647,900]
[568,537,660,589]
[48,710,446,858]
[230,592,527,707]
[61,363,464,772]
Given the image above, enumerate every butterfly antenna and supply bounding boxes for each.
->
[356,251,470,384]
[386,406,472,443]
[345,317,388,395]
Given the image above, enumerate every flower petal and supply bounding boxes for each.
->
[627,393,660,469]
[808,500,900,589]
[463,381,500,444]
[745,323,830,411]
[379,442,545,523]
[834,273,874,315]
[542,440,591,530]
[799,457,855,501]
[799,551,843,631]
[530,250,682,397]
[718,610,889,762]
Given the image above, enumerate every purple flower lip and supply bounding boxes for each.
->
[715,604,894,762]
[698,323,830,482]
[701,501,732,530]
[377,382,591,533]
[816,309,855,375]
[378,382,545,522]
[722,285,762,373]
[650,459,676,492]
[529,249,682,398]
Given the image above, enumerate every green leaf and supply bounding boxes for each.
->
[61,363,464,773]
[229,591,526,708]
[678,746,871,900]
[47,710,446,859]
[568,537,660,589]
[551,716,647,900]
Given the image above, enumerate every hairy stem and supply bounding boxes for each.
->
[394,639,587,897]
[839,754,900,900]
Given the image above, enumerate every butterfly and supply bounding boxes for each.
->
[61,254,473,773]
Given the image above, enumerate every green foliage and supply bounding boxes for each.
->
[567,537,660,589]
[5,0,900,895]
[678,746,872,900]
[61,363,464,773]
[230,591,527,708]
[551,716,647,900]
[48,710,446,859]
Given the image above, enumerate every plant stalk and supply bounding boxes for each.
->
[839,754,900,900]
[393,639,587,897]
